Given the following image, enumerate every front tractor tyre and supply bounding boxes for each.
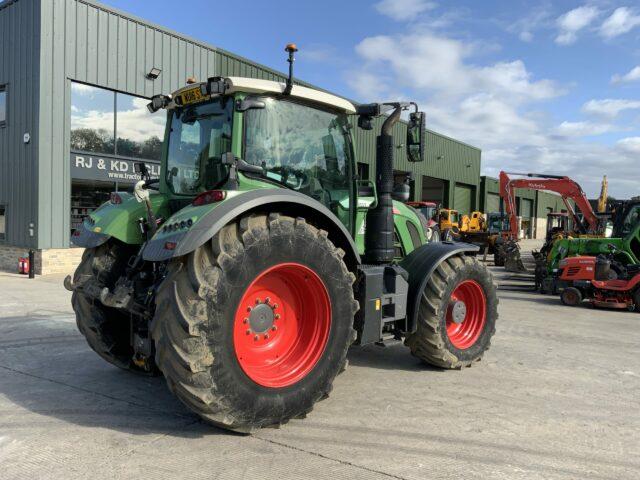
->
[561,287,582,307]
[405,254,498,369]
[151,214,358,432]
[72,241,151,372]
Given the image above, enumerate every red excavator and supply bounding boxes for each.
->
[496,171,602,273]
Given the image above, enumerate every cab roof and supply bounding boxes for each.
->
[171,76,356,114]
[226,77,356,113]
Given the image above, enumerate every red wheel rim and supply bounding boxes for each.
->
[233,263,331,388]
[446,280,487,350]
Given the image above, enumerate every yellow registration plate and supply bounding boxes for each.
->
[179,86,204,105]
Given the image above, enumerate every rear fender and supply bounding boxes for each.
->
[71,192,170,247]
[143,189,361,268]
[399,241,479,333]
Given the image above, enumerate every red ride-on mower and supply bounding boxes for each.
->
[557,246,640,311]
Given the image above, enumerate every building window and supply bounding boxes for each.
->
[0,85,6,126]
[70,82,164,160]
[71,83,115,155]
[0,206,6,240]
[116,92,164,160]
[70,82,166,237]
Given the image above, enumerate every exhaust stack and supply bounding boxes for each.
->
[364,103,403,264]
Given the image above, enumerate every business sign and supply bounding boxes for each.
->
[70,152,161,183]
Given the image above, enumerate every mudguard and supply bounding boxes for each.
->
[70,222,110,248]
[143,189,361,265]
[399,241,479,334]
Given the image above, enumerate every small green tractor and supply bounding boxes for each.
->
[65,46,498,432]
[542,199,640,292]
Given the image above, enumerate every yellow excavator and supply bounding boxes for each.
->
[460,211,486,233]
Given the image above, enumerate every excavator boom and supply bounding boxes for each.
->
[499,171,600,238]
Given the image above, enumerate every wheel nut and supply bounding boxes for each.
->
[243,318,248,324]
[255,298,261,304]
[271,326,277,331]
[247,306,252,312]
[273,303,278,309]
[265,297,271,304]
[254,335,259,341]
[264,334,269,340]
[275,314,280,320]
[245,329,251,335]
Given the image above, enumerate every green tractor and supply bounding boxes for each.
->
[65,46,498,432]
[543,199,640,292]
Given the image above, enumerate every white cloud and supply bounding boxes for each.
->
[599,7,640,38]
[507,5,553,43]
[374,0,437,22]
[351,33,562,103]
[345,28,640,197]
[71,98,164,142]
[555,5,600,45]
[581,98,640,118]
[611,65,640,84]
[616,136,640,153]
[555,120,617,137]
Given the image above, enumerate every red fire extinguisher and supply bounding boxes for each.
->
[18,257,30,275]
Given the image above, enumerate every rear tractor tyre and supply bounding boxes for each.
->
[560,287,582,307]
[151,214,358,432]
[405,254,498,369]
[72,241,152,372]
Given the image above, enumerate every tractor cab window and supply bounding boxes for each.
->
[166,98,233,195]
[621,205,640,237]
[244,97,353,227]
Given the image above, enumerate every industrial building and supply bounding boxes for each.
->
[0,0,554,273]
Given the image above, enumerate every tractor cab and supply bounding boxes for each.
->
[439,208,459,230]
[406,201,437,224]
[486,212,508,235]
[145,75,430,259]
[153,76,358,229]
[546,212,570,241]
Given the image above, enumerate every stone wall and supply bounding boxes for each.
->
[0,245,84,275]
[41,248,85,275]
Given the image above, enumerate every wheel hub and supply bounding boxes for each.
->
[445,279,487,350]
[233,263,332,388]
[248,303,274,333]
[449,300,467,324]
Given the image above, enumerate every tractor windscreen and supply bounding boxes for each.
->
[166,97,233,195]
[488,215,507,232]
[424,206,436,220]
[244,97,353,225]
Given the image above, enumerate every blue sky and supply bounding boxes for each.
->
[101,0,640,198]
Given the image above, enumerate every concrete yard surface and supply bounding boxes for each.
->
[0,267,639,480]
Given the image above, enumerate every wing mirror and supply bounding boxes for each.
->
[407,111,425,162]
[146,95,170,113]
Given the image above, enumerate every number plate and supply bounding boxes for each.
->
[179,86,204,106]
